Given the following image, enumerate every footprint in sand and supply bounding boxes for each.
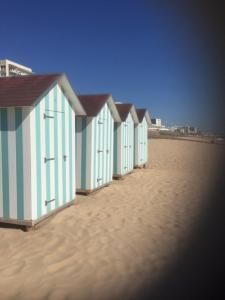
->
[47,254,77,273]
[1,261,26,277]
[138,217,143,224]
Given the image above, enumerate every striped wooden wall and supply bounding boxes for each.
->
[0,84,75,222]
[0,107,31,220]
[134,118,148,167]
[114,112,134,176]
[75,102,114,192]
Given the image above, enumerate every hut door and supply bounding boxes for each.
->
[140,123,147,164]
[140,124,143,164]
[123,122,129,173]
[44,110,56,212]
[128,118,134,171]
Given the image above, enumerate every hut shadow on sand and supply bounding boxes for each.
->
[108,158,225,300]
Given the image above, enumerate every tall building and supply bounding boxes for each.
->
[151,118,162,127]
[0,59,32,77]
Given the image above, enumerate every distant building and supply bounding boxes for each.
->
[151,118,162,127]
[176,126,198,135]
[0,59,32,77]
[149,118,169,132]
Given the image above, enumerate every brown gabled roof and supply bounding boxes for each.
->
[136,108,152,126]
[77,94,111,116]
[115,103,133,121]
[136,108,147,122]
[0,74,61,107]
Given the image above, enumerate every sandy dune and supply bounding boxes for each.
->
[0,139,224,300]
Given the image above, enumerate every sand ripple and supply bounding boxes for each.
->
[0,139,224,300]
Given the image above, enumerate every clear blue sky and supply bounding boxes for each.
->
[0,0,224,133]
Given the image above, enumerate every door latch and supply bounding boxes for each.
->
[44,113,54,119]
[44,157,55,163]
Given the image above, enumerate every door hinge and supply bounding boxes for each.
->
[45,199,55,206]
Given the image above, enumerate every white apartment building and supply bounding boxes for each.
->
[0,59,32,76]
[151,118,162,127]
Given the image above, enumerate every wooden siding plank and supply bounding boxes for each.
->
[93,117,97,189]
[0,109,3,218]
[81,117,87,190]
[15,107,24,219]
[1,108,10,218]
[86,117,93,190]
[8,108,17,219]
[22,107,32,220]
[34,103,42,218]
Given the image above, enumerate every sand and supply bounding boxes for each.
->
[0,139,224,300]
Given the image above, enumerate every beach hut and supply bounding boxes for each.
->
[75,94,121,194]
[0,74,85,228]
[113,103,139,178]
[134,108,151,168]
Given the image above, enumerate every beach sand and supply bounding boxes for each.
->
[0,139,224,300]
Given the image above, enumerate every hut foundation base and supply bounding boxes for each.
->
[0,200,74,231]
[134,163,147,169]
[113,170,133,180]
[76,182,111,195]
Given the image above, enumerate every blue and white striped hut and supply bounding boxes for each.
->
[114,103,139,178]
[134,108,151,168]
[75,94,121,194]
[0,74,85,228]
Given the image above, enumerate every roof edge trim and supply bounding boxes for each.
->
[58,74,86,115]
